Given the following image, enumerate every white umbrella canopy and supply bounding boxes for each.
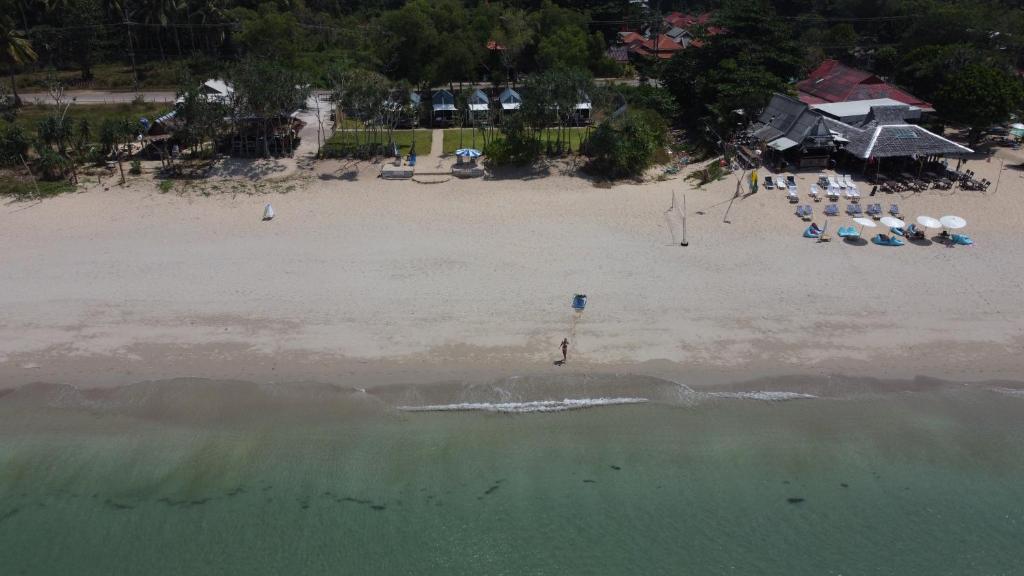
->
[1010,122,1024,130]
[917,216,942,229]
[853,217,877,228]
[455,148,482,158]
[940,215,967,229]
[880,216,906,229]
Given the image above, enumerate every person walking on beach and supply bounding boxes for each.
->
[560,338,569,363]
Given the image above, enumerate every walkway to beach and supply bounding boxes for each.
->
[419,129,449,173]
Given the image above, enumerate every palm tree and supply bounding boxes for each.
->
[1,16,38,107]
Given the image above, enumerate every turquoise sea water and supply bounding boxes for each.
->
[1,379,1023,575]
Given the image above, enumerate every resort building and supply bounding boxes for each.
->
[796,59,933,112]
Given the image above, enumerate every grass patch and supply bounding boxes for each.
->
[1,102,173,135]
[0,174,74,198]
[324,129,432,157]
[15,62,184,92]
[442,127,496,154]
[443,126,590,155]
[158,179,175,193]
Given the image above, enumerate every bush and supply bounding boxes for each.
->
[586,109,667,179]
[0,126,30,167]
[483,116,542,166]
[129,159,142,175]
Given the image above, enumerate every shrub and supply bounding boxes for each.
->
[0,126,30,167]
[586,109,667,179]
[129,159,142,175]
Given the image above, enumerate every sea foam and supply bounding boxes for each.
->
[397,397,649,413]
[706,391,817,401]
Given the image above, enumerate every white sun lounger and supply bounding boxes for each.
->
[829,175,844,190]
[826,186,840,201]
[848,184,860,202]
[787,188,798,203]
[809,184,821,201]
[843,174,855,188]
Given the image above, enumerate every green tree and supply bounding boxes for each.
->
[0,15,37,107]
[662,0,801,140]
[536,25,589,70]
[935,64,1024,143]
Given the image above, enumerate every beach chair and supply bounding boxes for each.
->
[809,184,821,202]
[847,185,860,202]
[846,204,857,216]
[817,174,830,188]
[905,224,926,240]
[853,204,864,216]
[786,175,796,188]
[871,234,904,247]
[829,175,845,190]
[802,205,812,221]
[826,186,840,201]
[787,188,798,203]
[824,203,839,217]
[837,226,860,239]
[764,176,775,190]
[844,188,856,201]
[889,204,901,217]
[843,174,855,188]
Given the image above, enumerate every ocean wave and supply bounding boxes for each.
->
[990,387,1024,398]
[397,397,649,414]
[706,391,817,401]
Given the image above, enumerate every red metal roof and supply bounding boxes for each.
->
[796,59,932,109]
[630,34,685,59]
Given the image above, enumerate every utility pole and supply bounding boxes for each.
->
[122,3,138,91]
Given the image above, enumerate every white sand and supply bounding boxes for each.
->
[2,147,1023,388]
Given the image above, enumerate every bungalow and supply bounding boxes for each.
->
[199,78,233,103]
[796,59,933,112]
[466,89,490,123]
[499,87,522,112]
[384,90,421,128]
[431,89,456,126]
[574,92,593,125]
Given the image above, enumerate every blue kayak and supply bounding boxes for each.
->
[572,294,587,311]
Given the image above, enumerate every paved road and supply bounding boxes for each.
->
[19,90,177,105]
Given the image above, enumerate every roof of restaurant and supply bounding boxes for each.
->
[796,59,933,110]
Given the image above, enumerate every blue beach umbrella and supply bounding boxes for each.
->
[455,148,481,158]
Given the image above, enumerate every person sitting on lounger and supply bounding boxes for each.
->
[809,222,822,234]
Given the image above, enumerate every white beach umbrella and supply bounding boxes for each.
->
[880,216,906,229]
[852,217,877,228]
[940,215,967,229]
[917,216,942,229]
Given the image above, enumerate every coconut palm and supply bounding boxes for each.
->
[1,15,38,107]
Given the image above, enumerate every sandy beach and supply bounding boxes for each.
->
[2,146,1023,390]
